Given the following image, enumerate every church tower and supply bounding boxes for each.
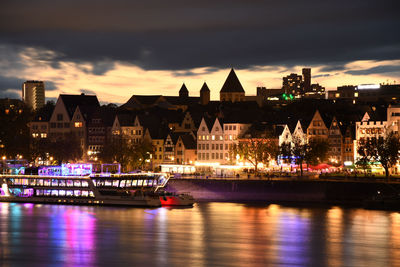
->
[179,83,189,98]
[200,82,210,105]
[219,68,245,102]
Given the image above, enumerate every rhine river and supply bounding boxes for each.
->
[0,202,399,267]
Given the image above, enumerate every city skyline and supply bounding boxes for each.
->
[0,0,399,104]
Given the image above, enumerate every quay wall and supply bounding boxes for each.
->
[165,178,400,204]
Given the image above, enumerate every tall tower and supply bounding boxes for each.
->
[219,68,245,102]
[200,82,210,105]
[302,68,311,93]
[22,80,45,110]
[179,83,189,98]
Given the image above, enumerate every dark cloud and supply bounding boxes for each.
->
[0,0,399,71]
[0,74,58,93]
[319,65,347,72]
[313,74,332,78]
[345,65,400,76]
[0,89,20,99]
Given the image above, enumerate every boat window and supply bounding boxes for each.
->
[105,180,112,187]
[44,179,51,186]
[59,180,66,187]
[44,190,51,196]
[81,181,89,187]
[137,180,143,186]
[131,180,137,187]
[59,190,66,196]
[36,189,43,196]
[52,179,58,186]
[120,180,126,187]
[66,190,73,197]
[74,190,81,197]
[113,180,119,187]
[23,179,29,185]
[51,190,58,196]
[30,179,36,186]
[82,191,89,197]
[89,191,95,197]
[74,180,81,187]
[67,180,74,187]
[148,180,154,186]
[126,180,132,187]
[143,180,148,186]
[37,179,44,186]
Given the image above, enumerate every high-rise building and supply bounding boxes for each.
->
[302,68,311,92]
[22,80,45,110]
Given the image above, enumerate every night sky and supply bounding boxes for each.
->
[0,0,399,103]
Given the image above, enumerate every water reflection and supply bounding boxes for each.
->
[0,202,399,266]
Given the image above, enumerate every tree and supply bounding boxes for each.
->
[99,137,154,172]
[305,139,330,166]
[47,135,83,164]
[233,138,277,173]
[356,137,375,176]
[375,132,400,179]
[290,137,309,177]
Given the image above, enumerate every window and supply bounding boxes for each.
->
[233,126,236,130]
[212,135,215,140]
[57,123,63,128]
[212,144,215,150]
[64,123,69,128]
[219,136,223,140]
[220,144,223,150]
[57,114,63,121]
[211,153,215,159]
[41,133,47,138]
[215,153,219,159]
[229,125,232,130]
[74,122,83,128]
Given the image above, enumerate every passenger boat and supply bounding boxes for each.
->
[0,164,169,207]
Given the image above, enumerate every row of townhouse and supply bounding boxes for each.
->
[29,93,400,168]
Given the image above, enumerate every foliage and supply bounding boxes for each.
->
[0,101,33,159]
[357,132,400,178]
[280,137,329,176]
[305,138,330,166]
[99,136,153,172]
[233,138,278,173]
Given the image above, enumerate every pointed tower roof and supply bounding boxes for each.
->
[179,83,189,96]
[220,69,245,93]
[200,82,210,92]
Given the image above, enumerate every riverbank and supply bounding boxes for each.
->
[165,177,400,207]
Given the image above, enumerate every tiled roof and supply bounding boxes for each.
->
[60,94,100,118]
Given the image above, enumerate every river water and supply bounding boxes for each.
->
[0,202,399,267]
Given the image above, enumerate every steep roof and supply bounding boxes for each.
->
[180,134,196,150]
[60,94,100,118]
[200,82,210,92]
[220,69,245,93]
[179,83,189,94]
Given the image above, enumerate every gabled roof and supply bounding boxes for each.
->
[220,69,245,93]
[60,94,100,118]
[179,134,197,150]
[115,113,136,127]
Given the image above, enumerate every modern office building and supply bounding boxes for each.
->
[22,80,45,110]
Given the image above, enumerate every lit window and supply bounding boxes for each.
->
[41,133,47,138]
[354,92,359,97]
[212,135,215,140]
[206,135,209,140]
[32,133,39,138]
[74,122,83,128]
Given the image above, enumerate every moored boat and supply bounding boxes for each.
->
[0,164,170,208]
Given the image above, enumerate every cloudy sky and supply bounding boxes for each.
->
[1,0,399,104]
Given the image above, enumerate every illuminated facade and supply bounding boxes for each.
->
[197,117,250,164]
[22,80,45,110]
[307,110,329,142]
